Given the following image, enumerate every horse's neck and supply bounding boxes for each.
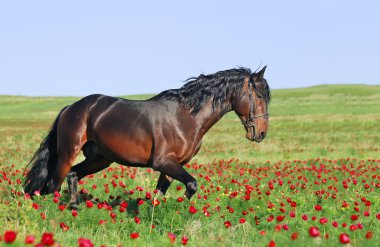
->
[194,100,233,136]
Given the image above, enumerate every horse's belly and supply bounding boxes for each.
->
[95,133,153,166]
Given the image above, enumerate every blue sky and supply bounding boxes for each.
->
[0,1,379,96]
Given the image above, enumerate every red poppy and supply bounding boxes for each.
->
[189,206,197,214]
[224,221,232,228]
[167,232,176,244]
[177,197,184,202]
[152,199,160,206]
[41,233,54,246]
[181,236,189,245]
[339,233,350,244]
[268,240,276,247]
[130,232,139,239]
[25,235,35,244]
[319,218,328,224]
[366,231,373,239]
[60,222,69,231]
[4,231,17,243]
[350,214,359,221]
[86,201,94,208]
[78,237,94,247]
[309,227,320,237]
[134,216,141,224]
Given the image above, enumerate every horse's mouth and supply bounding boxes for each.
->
[246,126,264,143]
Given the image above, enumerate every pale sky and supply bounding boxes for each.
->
[0,1,379,96]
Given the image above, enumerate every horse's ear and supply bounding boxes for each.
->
[256,65,267,81]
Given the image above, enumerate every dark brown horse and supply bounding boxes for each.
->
[24,67,270,208]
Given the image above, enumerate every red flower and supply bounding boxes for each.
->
[268,240,276,247]
[291,232,298,240]
[4,231,17,243]
[366,231,373,239]
[120,201,128,208]
[58,204,66,211]
[177,197,184,202]
[349,225,357,231]
[319,217,328,224]
[110,212,116,219]
[181,236,189,245]
[41,233,54,246]
[239,218,246,224]
[72,210,78,217]
[309,227,320,237]
[276,215,285,222]
[350,214,359,221]
[137,198,144,205]
[130,232,139,239]
[314,204,322,211]
[134,216,141,224]
[152,199,160,206]
[86,201,94,208]
[339,233,350,244]
[167,232,176,244]
[60,222,69,231]
[189,206,197,214]
[332,221,339,228]
[224,221,232,228]
[25,235,35,244]
[78,237,94,247]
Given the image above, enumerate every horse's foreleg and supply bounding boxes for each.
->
[156,173,174,195]
[153,159,197,199]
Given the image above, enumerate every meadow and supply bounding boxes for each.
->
[0,84,379,246]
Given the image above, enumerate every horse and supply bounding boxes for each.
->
[24,66,271,209]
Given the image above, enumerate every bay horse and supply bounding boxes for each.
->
[24,66,270,209]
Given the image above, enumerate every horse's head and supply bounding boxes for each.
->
[232,66,270,143]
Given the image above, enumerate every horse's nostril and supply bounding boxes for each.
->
[261,132,266,139]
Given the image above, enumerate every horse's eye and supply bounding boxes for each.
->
[257,95,263,99]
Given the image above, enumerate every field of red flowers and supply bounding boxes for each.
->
[1,87,380,246]
[1,158,379,246]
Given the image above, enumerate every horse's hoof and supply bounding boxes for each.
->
[184,192,193,200]
[69,203,79,210]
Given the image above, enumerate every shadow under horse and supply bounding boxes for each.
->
[24,66,271,209]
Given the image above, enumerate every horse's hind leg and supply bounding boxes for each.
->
[67,157,111,209]
[67,142,111,209]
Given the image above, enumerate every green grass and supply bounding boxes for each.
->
[1,84,379,163]
[0,84,379,246]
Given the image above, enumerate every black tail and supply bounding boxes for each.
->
[24,107,68,195]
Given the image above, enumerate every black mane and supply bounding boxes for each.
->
[151,68,270,114]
